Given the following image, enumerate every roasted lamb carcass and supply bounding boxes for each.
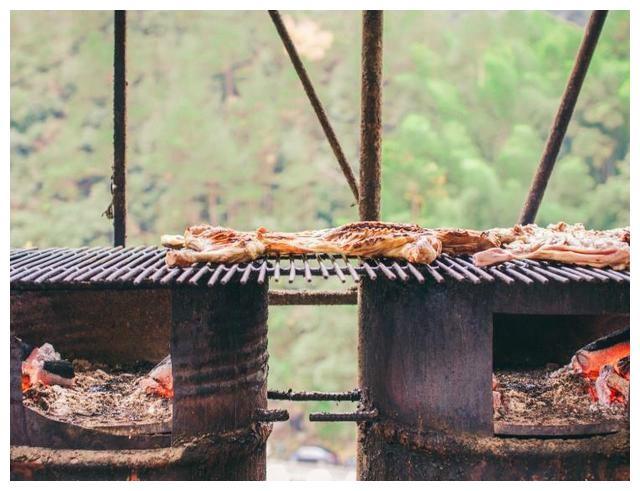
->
[259,221,442,263]
[163,221,443,266]
[434,228,502,255]
[162,225,266,267]
[473,222,630,270]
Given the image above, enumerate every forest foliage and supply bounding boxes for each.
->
[10,11,630,454]
[11,11,629,248]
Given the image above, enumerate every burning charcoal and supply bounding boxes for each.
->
[606,371,630,403]
[594,364,629,407]
[594,365,615,406]
[22,342,74,391]
[615,356,630,379]
[43,360,75,380]
[571,327,630,380]
[139,355,173,398]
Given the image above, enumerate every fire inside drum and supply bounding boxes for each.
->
[494,367,627,427]
[23,361,171,430]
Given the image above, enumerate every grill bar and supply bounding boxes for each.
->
[10,247,629,289]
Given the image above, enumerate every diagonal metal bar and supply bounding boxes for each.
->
[269,10,360,202]
[112,10,128,246]
[359,10,383,221]
[518,10,608,225]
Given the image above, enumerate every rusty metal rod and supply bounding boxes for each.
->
[309,409,378,422]
[268,389,361,401]
[268,10,359,202]
[268,289,357,305]
[359,10,383,221]
[518,10,607,225]
[113,10,127,246]
[254,408,289,422]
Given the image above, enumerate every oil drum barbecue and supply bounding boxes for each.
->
[10,8,628,482]
[10,246,630,479]
[11,248,276,480]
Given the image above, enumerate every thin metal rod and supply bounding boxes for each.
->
[268,10,360,202]
[359,10,383,221]
[254,408,289,422]
[268,289,357,305]
[268,389,361,401]
[113,10,127,246]
[518,10,607,225]
[309,409,378,422]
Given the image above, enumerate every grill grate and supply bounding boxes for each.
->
[9,247,630,289]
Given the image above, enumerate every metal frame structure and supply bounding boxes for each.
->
[108,9,608,297]
[103,4,613,416]
[11,10,621,480]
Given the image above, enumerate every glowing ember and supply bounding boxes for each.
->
[571,328,630,406]
[138,355,173,398]
[571,341,630,381]
[21,343,74,391]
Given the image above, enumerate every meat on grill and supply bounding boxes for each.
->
[435,228,501,255]
[472,223,630,270]
[164,221,448,266]
[162,220,629,269]
[258,222,443,263]
[163,225,265,267]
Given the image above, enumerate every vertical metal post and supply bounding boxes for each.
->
[357,9,384,481]
[518,10,607,225]
[358,11,383,221]
[113,10,127,246]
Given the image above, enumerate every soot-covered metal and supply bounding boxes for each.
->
[10,246,631,480]
[10,271,272,480]
[10,247,629,289]
[357,268,629,480]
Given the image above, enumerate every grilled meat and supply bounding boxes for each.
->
[435,228,501,255]
[259,222,442,263]
[163,221,629,270]
[164,225,265,267]
[164,221,443,265]
[473,223,630,270]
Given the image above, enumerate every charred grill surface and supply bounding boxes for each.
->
[10,247,629,289]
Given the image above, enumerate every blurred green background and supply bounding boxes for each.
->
[10,10,629,461]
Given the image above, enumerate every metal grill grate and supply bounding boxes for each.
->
[10,247,630,289]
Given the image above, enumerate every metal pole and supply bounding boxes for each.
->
[359,11,383,221]
[113,10,127,246]
[518,10,607,225]
[268,11,360,202]
[357,10,383,480]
